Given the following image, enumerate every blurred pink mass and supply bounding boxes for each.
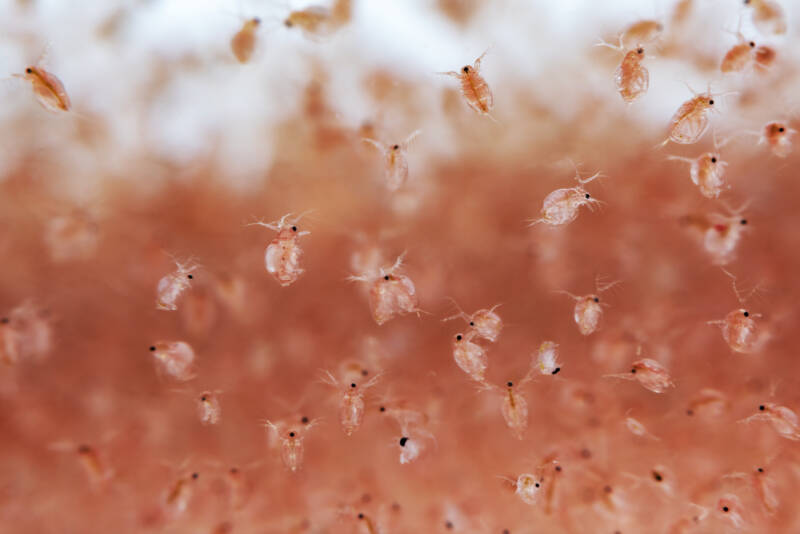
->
[2,0,800,533]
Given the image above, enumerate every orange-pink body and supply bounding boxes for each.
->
[444,52,494,117]
[686,388,729,417]
[452,332,488,382]
[754,45,777,70]
[630,358,674,393]
[667,94,715,144]
[750,468,778,515]
[622,20,663,46]
[363,131,420,191]
[703,215,747,265]
[266,419,316,472]
[197,391,222,425]
[760,121,795,158]
[163,472,199,519]
[265,226,306,286]
[368,273,419,325]
[721,41,756,73]
[156,261,196,311]
[500,383,529,439]
[615,48,649,103]
[17,66,71,112]
[77,445,112,487]
[671,152,728,198]
[710,308,761,353]
[322,370,379,436]
[573,295,603,335]
[446,302,502,342]
[536,188,595,226]
[746,403,800,441]
[746,0,787,35]
[231,18,260,63]
[717,493,745,528]
[150,341,196,381]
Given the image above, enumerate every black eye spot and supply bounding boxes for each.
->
[291,226,297,232]
[631,368,636,374]
[711,157,717,163]
[192,472,199,479]
[757,467,764,473]
[507,381,513,387]
[740,219,747,225]
[187,274,193,279]
[469,321,474,326]
[708,99,714,105]
[585,193,590,199]
[637,48,643,54]
[722,506,729,512]
[593,297,599,302]
[779,127,785,133]
[686,409,694,416]
[743,311,749,317]
[253,17,261,24]
[200,396,207,401]
[503,530,510,534]
[78,444,91,454]
[456,334,462,341]
[289,431,297,438]
[445,521,454,529]
[392,144,399,150]
[284,19,292,27]
[361,370,368,376]
[653,471,663,482]
[552,367,561,375]
[535,482,540,487]
[351,383,357,388]
[399,436,408,447]
[0,318,8,324]
[463,66,469,73]
[603,485,612,493]
[759,405,765,411]
[379,406,386,412]
[149,346,156,351]
[26,68,32,73]
[384,275,390,281]
[301,416,309,424]
[358,513,364,519]
[230,467,239,474]
[555,465,562,472]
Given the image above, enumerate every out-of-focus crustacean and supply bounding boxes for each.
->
[15,64,71,112]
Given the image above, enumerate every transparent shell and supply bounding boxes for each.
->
[574,297,602,335]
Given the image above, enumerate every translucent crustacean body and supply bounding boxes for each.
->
[15,65,71,112]
[745,0,787,35]
[708,270,766,353]
[321,370,381,436]
[156,259,197,311]
[622,19,663,46]
[663,89,719,145]
[536,341,561,375]
[686,388,729,417]
[514,473,543,505]
[248,213,310,287]
[444,300,503,343]
[606,357,675,394]
[362,130,421,191]
[668,151,728,198]
[597,37,649,103]
[529,169,603,226]
[759,121,796,158]
[163,471,200,519]
[555,277,619,336]
[264,418,318,472]
[196,391,222,425]
[439,50,495,119]
[720,32,758,73]
[350,253,421,325]
[625,416,659,440]
[149,341,196,381]
[483,378,534,440]
[231,18,261,63]
[45,212,99,262]
[702,210,749,265]
[717,493,746,529]
[451,332,488,383]
[740,403,800,441]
